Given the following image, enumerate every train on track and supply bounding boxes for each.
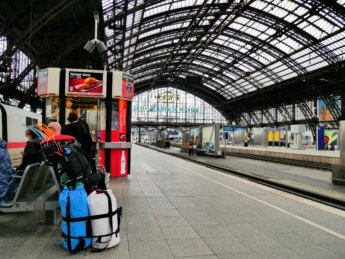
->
[0,103,42,162]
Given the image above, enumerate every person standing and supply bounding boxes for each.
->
[62,112,92,156]
[188,141,193,156]
[0,139,15,204]
[324,135,329,150]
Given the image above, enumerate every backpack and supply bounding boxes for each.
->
[57,144,91,188]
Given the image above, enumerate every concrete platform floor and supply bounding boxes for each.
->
[1,144,345,258]
[227,145,340,158]
[149,144,345,200]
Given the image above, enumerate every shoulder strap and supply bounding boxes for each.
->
[62,207,123,240]
[64,194,86,253]
[91,191,113,252]
[66,195,72,252]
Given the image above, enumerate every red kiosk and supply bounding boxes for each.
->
[37,68,134,178]
[99,71,134,178]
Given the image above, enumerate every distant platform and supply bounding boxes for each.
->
[169,143,339,165]
[226,145,339,165]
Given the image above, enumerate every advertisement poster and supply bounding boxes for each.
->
[118,99,127,141]
[317,97,340,121]
[37,69,48,96]
[66,70,105,97]
[122,80,134,99]
[190,127,201,148]
[111,100,119,130]
[202,126,215,151]
[122,72,134,99]
[324,129,338,146]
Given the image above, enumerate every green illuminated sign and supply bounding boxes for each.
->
[133,105,199,113]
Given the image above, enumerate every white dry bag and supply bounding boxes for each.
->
[87,189,122,251]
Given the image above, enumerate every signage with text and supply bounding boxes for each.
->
[65,69,106,97]
[133,104,199,113]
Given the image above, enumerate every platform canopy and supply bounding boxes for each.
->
[102,0,345,117]
[1,0,345,120]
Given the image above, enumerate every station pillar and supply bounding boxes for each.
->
[332,121,345,185]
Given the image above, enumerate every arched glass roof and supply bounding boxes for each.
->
[102,0,345,100]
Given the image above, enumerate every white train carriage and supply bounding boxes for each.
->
[0,103,42,162]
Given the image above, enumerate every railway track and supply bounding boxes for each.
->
[169,143,332,171]
[138,143,345,211]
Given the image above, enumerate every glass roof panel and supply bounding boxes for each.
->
[102,0,345,101]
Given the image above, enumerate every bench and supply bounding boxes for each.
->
[0,162,61,225]
[44,165,61,225]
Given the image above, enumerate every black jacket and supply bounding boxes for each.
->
[16,139,41,172]
[62,120,92,155]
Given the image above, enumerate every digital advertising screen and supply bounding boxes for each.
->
[66,69,106,97]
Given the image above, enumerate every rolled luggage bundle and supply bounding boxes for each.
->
[59,186,122,253]
[59,185,92,253]
[88,189,122,251]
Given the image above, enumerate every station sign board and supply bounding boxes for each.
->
[65,68,106,98]
[223,126,244,131]
[37,67,61,96]
[112,70,134,99]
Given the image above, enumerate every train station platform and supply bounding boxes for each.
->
[225,145,340,165]
[170,143,339,169]
[2,144,345,258]
[141,143,345,206]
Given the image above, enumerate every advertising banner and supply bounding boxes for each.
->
[190,127,201,148]
[122,72,134,99]
[118,99,127,141]
[66,69,106,97]
[324,129,338,146]
[37,69,48,96]
[122,81,134,99]
[317,97,340,121]
[112,71,134,99]
[202,126,215,151]
[37,67,60,96]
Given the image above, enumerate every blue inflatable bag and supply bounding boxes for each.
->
[59,185,92,253]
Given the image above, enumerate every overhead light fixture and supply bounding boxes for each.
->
[96,41,107,53]
[84,12,107,54]
[319,78,329,82]
[84,40,96,53]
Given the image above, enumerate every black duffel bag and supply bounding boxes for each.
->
[58,146,91,187]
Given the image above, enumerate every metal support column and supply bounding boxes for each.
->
[138,126,141,143]
[340,93,345,121]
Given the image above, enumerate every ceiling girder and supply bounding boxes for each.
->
[151,0,211,86]
[0,0,78,64]
[245,6,341,64]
